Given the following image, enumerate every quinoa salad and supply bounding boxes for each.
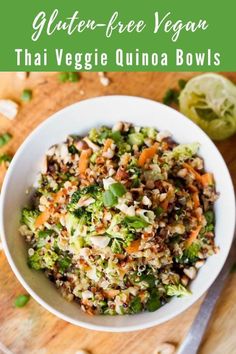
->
[19,122,218,315]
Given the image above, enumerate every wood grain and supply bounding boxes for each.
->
[0,72,235,354]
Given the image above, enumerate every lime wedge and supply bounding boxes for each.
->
[179,73,236,140]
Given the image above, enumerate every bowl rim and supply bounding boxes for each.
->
[0,95,235,332]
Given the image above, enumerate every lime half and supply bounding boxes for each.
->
[179,73,236,140]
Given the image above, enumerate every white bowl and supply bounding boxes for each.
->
[1,96,235,332]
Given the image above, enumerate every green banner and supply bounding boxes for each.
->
[0,0,235,71]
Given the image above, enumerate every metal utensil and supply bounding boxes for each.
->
[177,240,236,354]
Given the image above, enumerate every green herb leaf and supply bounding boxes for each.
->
[146,289,161,312]
[14,294,30,308]
[0,132,12,147]
[0,154,11,163]
[68,144,78,154]
[68,72,80,82]
[123,216,149,229]
[38,229,53,238]
[163,89,179,106]
[59,72,69,83]
[109,182,126,197]
[21,89,32,102]
[178,79,187,90]
[103,190,117,207]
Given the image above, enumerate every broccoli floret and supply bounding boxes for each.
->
[65,213,80,236]
[111,239,124,254]
[28,249,58,270]
[166,284,191,297]
[65,212,90,238]
[130,296,142,313]
[21,208,39,231]
[28,250,42,270]
[116,142,131,156]
[184,242,201,263]
[146,289,161,312]
[128,133,144,146]
[89,126,112,144]
[175,241,201,264]
[57,255,72,273]
[43,250,58,269]
[88,128,99,143]
[141,127,157,139]
[67,185,100,212]
[171,143,200,161]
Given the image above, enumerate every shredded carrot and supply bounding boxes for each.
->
[188,184,198,193]
[201,173,214,187]
[104,289,120,298]
[185,225,202,247]
[78,148,92,174]
[125,239,141,254]
[138,142,159,166]
[103,138,113,152]
[184,163,214,188]
[53,189,66,203]
[161,193,171,211]
[161,184,174,211]
[192,192,200,208]
[183,163,202,182]
[35,210,50,228]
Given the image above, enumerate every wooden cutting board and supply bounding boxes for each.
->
[0,72,235,354]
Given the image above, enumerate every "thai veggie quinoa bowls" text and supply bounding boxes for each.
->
[19,121,218,315]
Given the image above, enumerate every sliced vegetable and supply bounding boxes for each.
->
[21,208,39,231]
[59,72,69,82]
[0,132,12,147]
[201,173,214,186]
[14,294,30,308]
[103,138,113,152]
[146,289,161,312]
[183,163,202,183]
[0,153,12,164]
[109,182,126,197]
[123,216,149,229]
[125,239,141,253]
[128,133,144,146]
[68,72,80,82]
[103,190,117,207]
[204,210,215,224]
[166,284,191,297]
[185,225,202,247]
[138,142,159,166]
[192,192,200,208]
[130,296,142,313]
[78,148,92,174]
[21,89,32,102]
[35,210,50,229]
